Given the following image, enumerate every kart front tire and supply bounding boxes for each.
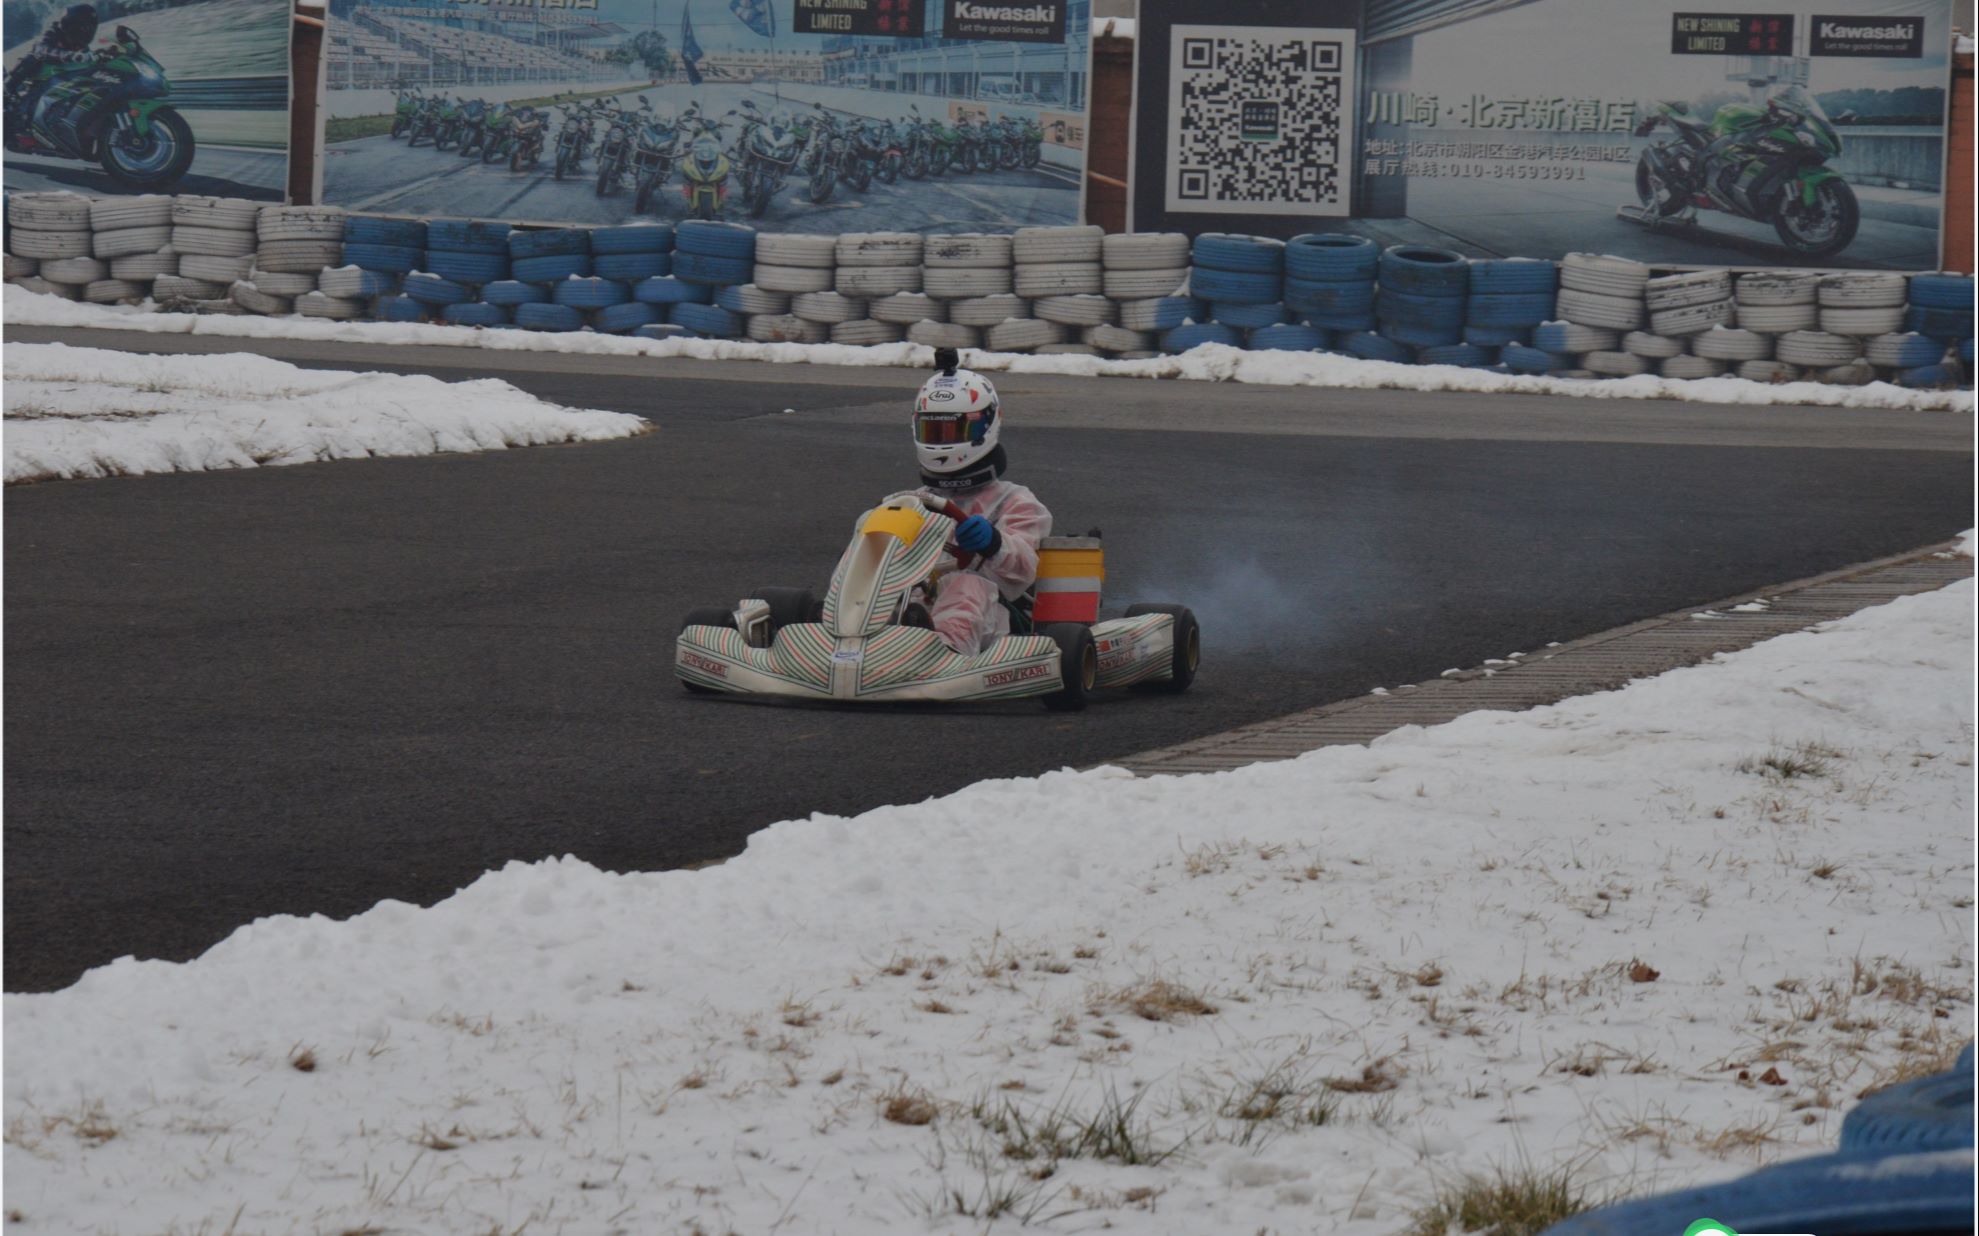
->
[1039,623,1097,712]
[1125,603,1199,694]
[751,586,821,634]
[679,606,737,694]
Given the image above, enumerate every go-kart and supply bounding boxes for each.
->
[675,492,1199,709]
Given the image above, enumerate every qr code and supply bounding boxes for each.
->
[1166,24,1357,216]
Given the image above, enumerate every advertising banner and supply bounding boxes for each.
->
[3,0,294,199]
[322,0,1091,232]
[1132,0,1954,270]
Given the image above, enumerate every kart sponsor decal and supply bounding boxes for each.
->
[926,389,957,402]
[983,662,1054,688]
[831,648,865,663]
[680,651,729,678]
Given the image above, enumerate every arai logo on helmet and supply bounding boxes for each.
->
[927,389,956,402]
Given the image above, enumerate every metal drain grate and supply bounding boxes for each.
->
[1116,542,1973,777]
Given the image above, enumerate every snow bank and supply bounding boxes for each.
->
[3,342,646,482]
[6,560,1972,1233]
[9,286,1972,414]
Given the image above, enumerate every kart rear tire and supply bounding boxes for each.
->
[679,606,738,694]
[751,586,822,632]
[1126,603,1200,693]
[1039,623,1097,712]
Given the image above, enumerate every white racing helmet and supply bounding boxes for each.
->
[913,364,1005,490]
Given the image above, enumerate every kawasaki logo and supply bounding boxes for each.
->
[955,1,1056,19]
[1818,20,1915,37]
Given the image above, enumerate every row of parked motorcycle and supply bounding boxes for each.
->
[387,84,1045,220]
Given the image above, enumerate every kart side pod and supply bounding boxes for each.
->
[1034,536,1101,624]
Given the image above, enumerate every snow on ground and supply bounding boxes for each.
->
[9,286,1973,415]
[6,555,1973,1235]
[2,342,646,483]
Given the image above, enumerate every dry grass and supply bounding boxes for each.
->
[970,1084,1183,1168]
[1324,1056,1403,1094]
[1106,978,1218,1022]
[288,1044,318,1073]
[1407,1164,1598,1236]
[1737,739,1844,781]
[881,1082,939,1127]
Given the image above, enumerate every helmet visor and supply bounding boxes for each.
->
[914,409,983,446]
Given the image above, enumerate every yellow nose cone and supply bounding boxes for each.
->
[860,505,925,545]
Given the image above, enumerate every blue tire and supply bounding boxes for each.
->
[342,241,422,273]
[1376,287,1465,329]
[1963,337,1975,363]
[1532,322,1590,353]
[1190,265,1281,305]
[674,219,757,259]
[1381,320,1463,348]
[344,216,426,248]
[402,271,472,306]
[1247,323,1326,351]
[635,275,715,305]
[1464,324,1531,348]
[591,224,675,255]
[1378,244,1469,297]
[514,302,584,332]
[1341,331,1411,363]
[1161,322,1243,352]
[1906,305,1975,341]
[375,294,425,322]
[1191,232,1285,274]
[512,253,593,284]
[480,279,547,307]
[1417,342,1492,368]
[421,249,509,286]
[636,322,691,340]
[1897,364,1955,388]
[507,227,591,259]
[552,276,631,309]
[1468,258,1557,295]
[1501,342,1565,373]
[669,301,742,337]
[673,250,754,286]
[1466,292,1555,328]
[1841,1062,1975,1153]
[1285,233,1378,282]
[1284,277,1374,317]
[593,252,671,282]
[1132,296,1208,332]
[1212,300,1288,328]
[442,301,509,327]
[1907,273,1974,310]
[592,301,661,333]
[424,218,510,255]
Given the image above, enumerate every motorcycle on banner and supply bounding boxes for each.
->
[455,97,491,159]
[678,109,732,220]
[1631,85,1860,259]
[389,83,422,140]
[593,100,637,197]
[430,95,467,151]
[552,100,598,181]
[508,104,546,172]
[632,100,686,214]
[406,93,445,147]
[4,24,195,189]
[869,116,906,184]
[903,105,946,180]
[732,99,800,219]
[479,100,518,164]
[797,102,846,203]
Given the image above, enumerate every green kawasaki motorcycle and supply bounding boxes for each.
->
[7,24,194,190]
[1632,84,1859,258]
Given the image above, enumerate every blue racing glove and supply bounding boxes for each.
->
[955,514,1001,557]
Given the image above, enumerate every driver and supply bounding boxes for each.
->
[905,354,1053,655]
[5,4,100,139]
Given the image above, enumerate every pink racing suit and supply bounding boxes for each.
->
[924,480,1052,654]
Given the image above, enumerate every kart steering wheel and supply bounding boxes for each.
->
[921,495,977,568]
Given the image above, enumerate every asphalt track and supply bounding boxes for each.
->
[5,327,1972,992]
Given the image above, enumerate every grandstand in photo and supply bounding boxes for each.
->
[328,2,627,89]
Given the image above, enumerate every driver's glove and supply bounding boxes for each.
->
[955,515,1000,557]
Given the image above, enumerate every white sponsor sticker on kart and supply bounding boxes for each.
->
[832,649,865,663]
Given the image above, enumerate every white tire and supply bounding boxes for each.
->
[922,233,1012,268]
[3,253,37,278]
[834,232,922,267]
[187,297,247,315]
[923,266,1012,298]
[39,256,108,285]
[747,313,829,343]
[1556,287,1644,330]
[1120,297,1209,333]
[1659,354,1726,380]
[1647,298,1734,337]
[906,320,981,349]
[1621,330,1684,359]
[152,273,228,300]
[721,284,792,315]
[948,294,1031,327]
[829,318,905,345]
[173,225,258,258]
[1733,302,1817,333]
[1775,330,1864,367]
[9,228,93,259]
[753,262,835,293]
[295,291,366,320]
[790,291,866,324]
[1688,327,1771,361]
[1816,271,1907,308]
[87,194,173,230]
[92,225,172,259]
[9,276,79,299]
[1734,271,1818,306]
[1643,270,1731,311]
[1818,305,1905,337]
[1864,332,1945,368]
[1034,294,1116,327]
[8,192,91,230]
[985,318,1066,352]
[1737,360,1803,383]
[229,281,293,315]
[1560,252,1650,297]
[111,251,178,281]
[255,240,344,273]
[753,233,838,268]
[1033,343,1100,355]
[1013,262,1102,298]
[256,206,347,242]
[1012,225,1103,264]
[172,195,263,230]
[1103,266,1190,300]
[1084,323,1154,352]
[84,278,146,304]
[178,253,255,283]
[1582,350,1650,377]
[1102,232,1190,270]
[870,292,944,324]
[245,268,319,296]
[316,266,401,298]
[835,264,922,297]
[1815,360,1875,386]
